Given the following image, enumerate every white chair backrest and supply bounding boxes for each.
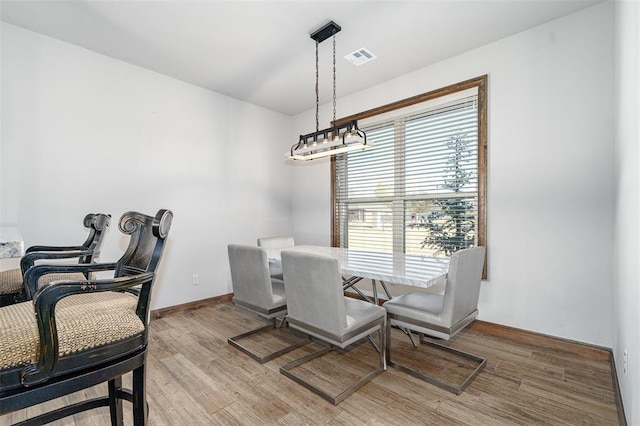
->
[257,236,295,249]
[281,251,347,334]
[228,244,276,308]
[441,247,486,325]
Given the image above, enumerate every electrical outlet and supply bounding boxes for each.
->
[192,274,199,286]
[623,350,628,376]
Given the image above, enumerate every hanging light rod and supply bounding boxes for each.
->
[287,20,373,161]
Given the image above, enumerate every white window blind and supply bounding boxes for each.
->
[334,93,479,257]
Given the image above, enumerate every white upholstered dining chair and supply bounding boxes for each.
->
[227,244,306,363]
[256,236,294,249]
[280,250,386,405]
[257,236,294,282]
[383,246,486,394]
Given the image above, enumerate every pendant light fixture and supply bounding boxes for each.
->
[287,21,373,161]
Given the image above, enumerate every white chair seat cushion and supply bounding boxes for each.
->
[343,298,386,331]
[0,292,144,370]
[270,278,286,306]
[291,297,385,349]
[384,292,451,328]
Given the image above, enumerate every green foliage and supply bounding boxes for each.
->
[420,132,476,256]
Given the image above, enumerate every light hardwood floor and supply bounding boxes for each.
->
[1,302,623,425]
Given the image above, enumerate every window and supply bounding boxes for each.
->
[331,76,487,274]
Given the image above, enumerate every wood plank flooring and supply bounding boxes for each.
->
[1,302,622,425]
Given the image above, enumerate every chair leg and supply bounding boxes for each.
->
[387,327,486,395]
[385,318,394,368]
[108,376,124,426]
[277,315,287,328]
[391,323,418,348]
[380,319,387,371]
[281,323,385,405]
[132,363,148,426]
[228,321,309,363]
[367,318,388,364]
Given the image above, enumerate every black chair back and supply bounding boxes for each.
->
[78,213,112,264]
[20,213,112,275]
[116,210,171,277]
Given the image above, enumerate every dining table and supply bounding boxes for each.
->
[265,245,449,304]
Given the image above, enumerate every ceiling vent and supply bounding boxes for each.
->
[344,47,377,66]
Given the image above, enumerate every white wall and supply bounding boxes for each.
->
[291,3,615,347]
[1,3,634,420]
[0,23,294,309]
[613,0,639,423]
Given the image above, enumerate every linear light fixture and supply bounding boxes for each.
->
[287,21,373,161]
[289,119,371,160]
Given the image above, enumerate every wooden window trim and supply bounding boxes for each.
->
[331,75,488,278]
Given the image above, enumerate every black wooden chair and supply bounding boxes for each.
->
[0,209,172,426]
[0,213,111,306]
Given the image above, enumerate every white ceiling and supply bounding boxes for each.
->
[1,0,602,116]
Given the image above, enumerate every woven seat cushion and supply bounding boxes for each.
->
[0,268,88,295]
[0,268,23,295]
[0,292,144,371]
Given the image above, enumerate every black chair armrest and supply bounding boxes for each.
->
[25,245,86,254]
[20,250,93,275]
[21,272,155,387]
[23,262,119,300]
